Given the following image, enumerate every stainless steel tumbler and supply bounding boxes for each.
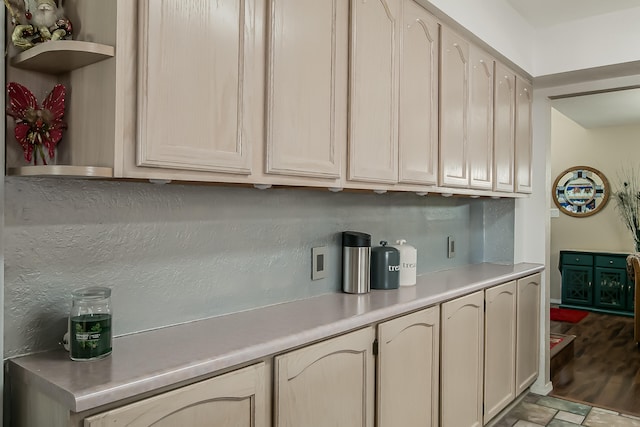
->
[342,231,371,294]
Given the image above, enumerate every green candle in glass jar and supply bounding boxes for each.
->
[69,287,112,361]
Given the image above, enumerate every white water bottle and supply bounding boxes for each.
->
[392,239,417,286]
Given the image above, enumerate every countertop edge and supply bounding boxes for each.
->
[9,263,545,413]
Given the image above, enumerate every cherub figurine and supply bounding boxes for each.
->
[4,0,72,50]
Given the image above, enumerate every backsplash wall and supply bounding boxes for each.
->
[4,177,514,358]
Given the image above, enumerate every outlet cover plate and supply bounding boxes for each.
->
[447,236,455,258]
[312,246,328,280]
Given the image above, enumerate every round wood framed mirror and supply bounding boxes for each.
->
[552,166,610,217]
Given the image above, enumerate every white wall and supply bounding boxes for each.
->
[421,1,640,78]
[418,0,535,73]
[533,7,640,76]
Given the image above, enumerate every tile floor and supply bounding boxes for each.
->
[490,393,640,427]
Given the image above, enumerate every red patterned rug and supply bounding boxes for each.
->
[550,307,589,323]
[550,334,564,350]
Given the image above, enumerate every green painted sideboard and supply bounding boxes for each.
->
[559,250,633,316]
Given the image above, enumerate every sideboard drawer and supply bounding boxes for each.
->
[561,253,593,266]
[595,255,627,269]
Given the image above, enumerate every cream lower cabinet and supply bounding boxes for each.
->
[516,273,541,393]
[442,275,541,427]
[84,362,267,427]
[484,281,517,424]
[441,290,484,427]
[274,327,376,427]
[484,275,541,424]
[11,276,541,427]
[377,306,440,427]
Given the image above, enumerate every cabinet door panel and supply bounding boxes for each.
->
[595,267,627,310]
[274,327,375,427]
[84,363,267,426]
[137,0,255,174]
[484,281,517,424]
[493,63,515,192]
[441,291,483,427]
[561,266,593,306]
[266,0,347,178]
[516,273,541,394]
[398,0,439,185]
[377,306,439,427]
[349,0,399,183]
[439,27,469,188]
[515,76,533,193]
[468,46,493,190]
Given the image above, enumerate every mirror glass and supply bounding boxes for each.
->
[552,166,610,217]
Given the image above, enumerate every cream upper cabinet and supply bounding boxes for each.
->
[377,306,440,427]
[398,0,439,185]
[441,290,484,427]
[468,46,494,190]
[84,363,267,427]
[516,273,541,394]
[439,27,470,188]
[136,0,258,174]
[484,280,517,424]
[515,75,533,193]
[265,0,348,179]
[274,327,375,427]
[493,62,516,192]
[348,0,400,184]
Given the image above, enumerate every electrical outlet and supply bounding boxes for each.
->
[312,246,328,280]
[447,236,455,258]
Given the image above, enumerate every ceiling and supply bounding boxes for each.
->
[551,88,640,129]
[505,0,640,129]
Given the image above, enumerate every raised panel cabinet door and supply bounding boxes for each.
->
[274,327,375,427]
[516,273,541,395]
[468,46,494,190]
[137,0,256,174]
[348,0,400,184]
[493,62,516,192]
[439,26,470,188]
[441,290,484,427]
[515,75,533,193]
[484,281,517,424]
[84,363,267,426]
[398,0,439,185]
[265,0,348,178]
[377,306,440,427]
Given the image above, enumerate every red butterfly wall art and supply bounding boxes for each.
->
[6,82,67,165]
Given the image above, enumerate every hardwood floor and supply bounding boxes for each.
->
[550,310,640,416]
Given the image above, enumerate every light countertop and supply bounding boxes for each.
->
[8,262,544,413]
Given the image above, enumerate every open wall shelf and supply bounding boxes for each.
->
[6,165,114,178]
[10,40,115,74]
